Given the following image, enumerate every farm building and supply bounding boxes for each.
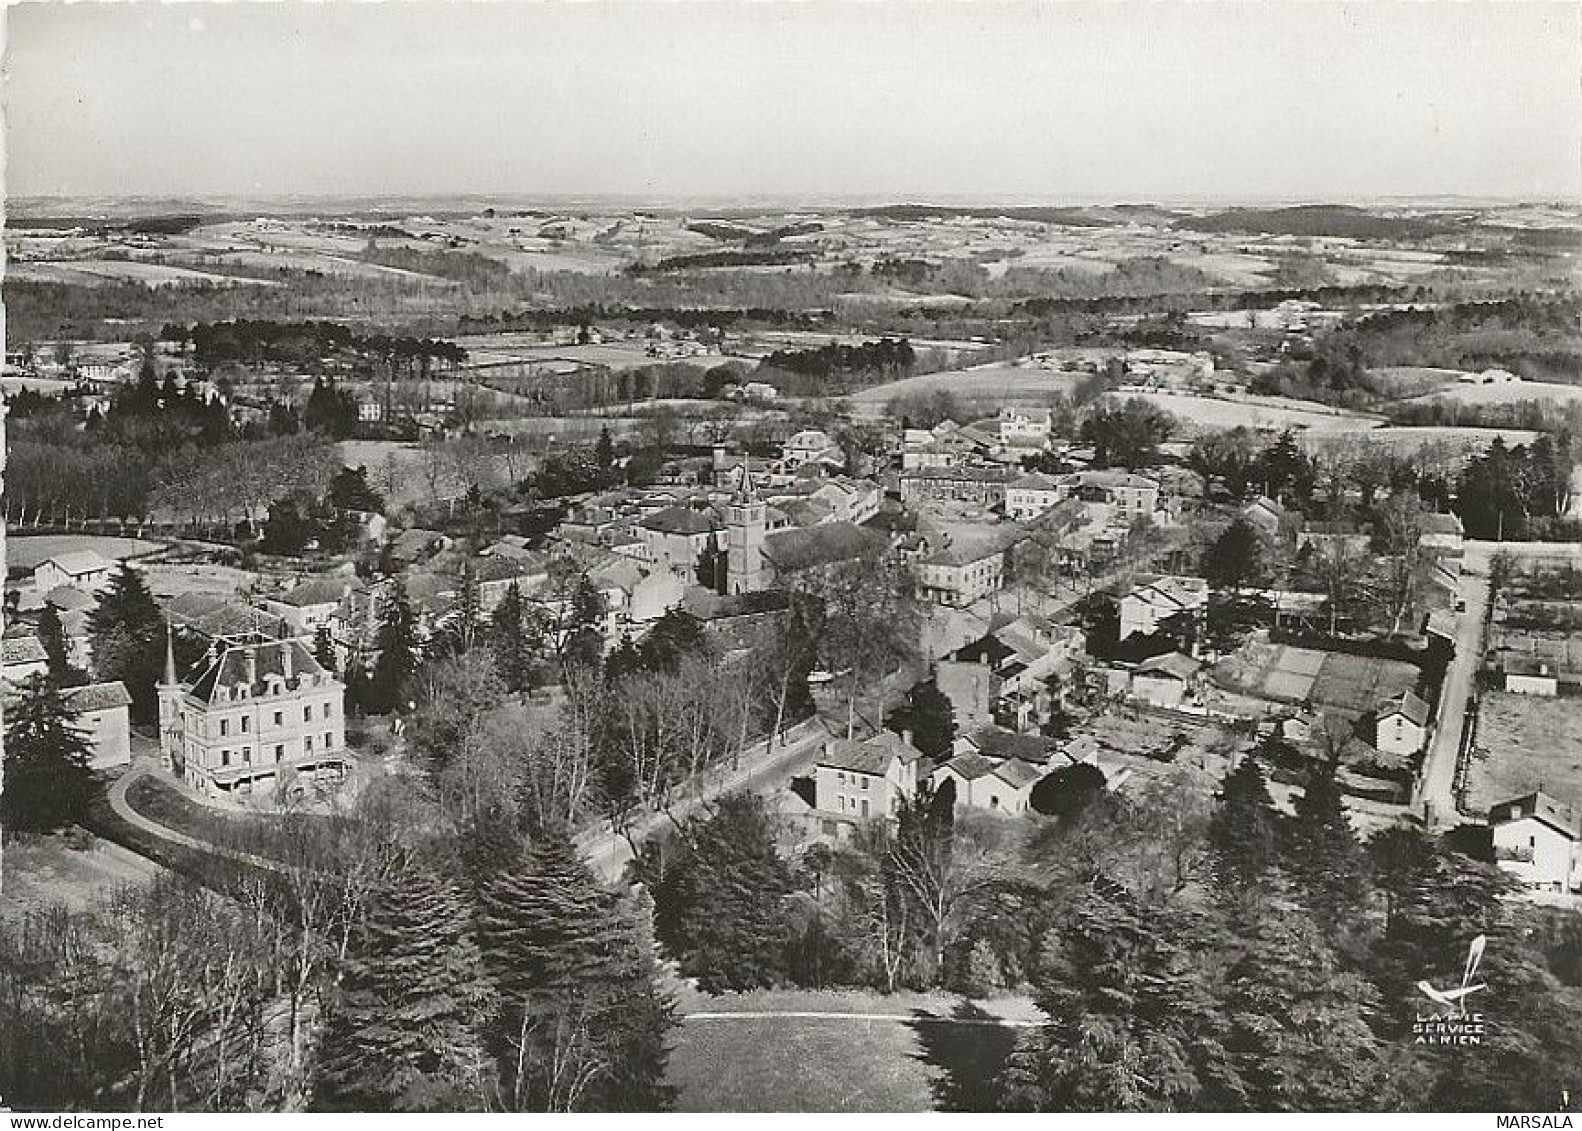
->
[1489,791,1581,895]
[1374,690,1431,758]
[32,550,115,596]
[63,682,134,770]
[1503,656,1560,697]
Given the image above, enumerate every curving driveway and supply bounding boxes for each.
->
[107,761,292,875]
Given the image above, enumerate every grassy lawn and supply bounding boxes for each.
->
[1467,691,1582,815]
[0,832,161,919]
[84,776,292,899]
[668,988,1033,1112]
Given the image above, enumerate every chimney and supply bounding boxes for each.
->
[243,646,258,688]
[902,728,914,748]
[282,640,294,682]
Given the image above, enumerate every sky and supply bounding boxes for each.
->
[4,1,1580,204]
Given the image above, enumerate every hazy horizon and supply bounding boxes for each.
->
[6,2,1580,203]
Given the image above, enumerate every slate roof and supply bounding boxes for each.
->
[186,639,331,703]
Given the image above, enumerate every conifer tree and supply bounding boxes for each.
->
[649,791,795,993]
[998,883,1245,1112]
[886,677,955,759]
[36,603,87,687]
[310,859,489,1112]
[1208,754,1279,894]
[1284,759,1368,921]
[368,580,420,714]
[1223,912,1394,1111]
[87,563,166,721]
[0,675,97,832]
[477,833,673,1111]
[490,582,536,692]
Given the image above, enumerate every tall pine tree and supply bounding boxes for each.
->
[1,675,97,832]
[37,604,87,687]
[86,563,166,722]
[1208,754,1280,895]
[310,859,490,1112]
[368,580,420,714]
[489,582,536,692]
[477,833,673,1112]
[1283,759,1369,922]
[648,791,795,993]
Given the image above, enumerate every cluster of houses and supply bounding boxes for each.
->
[801,719,1078,837]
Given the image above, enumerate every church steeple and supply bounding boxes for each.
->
[733,455,759,503]
[162,623,178,687]
[726,456,767,595]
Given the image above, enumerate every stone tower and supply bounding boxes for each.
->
[725,458,766,595]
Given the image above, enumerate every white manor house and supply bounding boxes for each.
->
[158,633,348,804]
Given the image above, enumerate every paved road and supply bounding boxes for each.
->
[1415,562,1488,827]
[1415,540,1582,827]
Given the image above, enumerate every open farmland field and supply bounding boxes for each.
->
[1367,367,1469,398]
[1465,691,1582,816]
[4,259,280,288]
[8,534,167,574]
[1299,425,1545,462]
[172,249,459,285]
[848,361,1084,416]
[1108,391,1381,433]
[669,988,1036,1113]
[1403,380,1582,407]
[456,336,720,372]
